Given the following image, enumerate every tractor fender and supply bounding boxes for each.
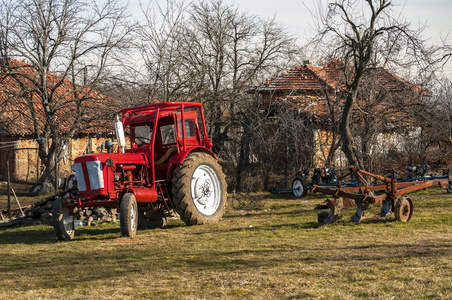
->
[167,147,217,181]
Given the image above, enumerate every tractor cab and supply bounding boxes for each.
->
[120,102,212,182]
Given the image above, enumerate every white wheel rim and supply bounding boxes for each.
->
[191,164,221,216]
[130,203,137,230]
[62,207,74,235]
[293,180,304,197]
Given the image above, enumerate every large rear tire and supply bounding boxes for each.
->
[120,193,138,237]
[171,152,227,225]
[52,196,75,241]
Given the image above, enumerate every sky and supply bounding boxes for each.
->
[132,0,452,77]
[226,0,452,76]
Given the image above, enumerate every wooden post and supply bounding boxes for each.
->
[36,151,40,183]
[26,148,30,183]
[11,189,24,217]
[54,152,58,194]
[7,160,11,218]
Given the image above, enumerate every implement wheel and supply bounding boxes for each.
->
[52,196,75,241]
[171,152,227,225]
[394,196,413,222]
[120,193,138,237]
[292,177,307,198]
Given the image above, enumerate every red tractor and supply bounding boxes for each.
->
[52,102,227,240]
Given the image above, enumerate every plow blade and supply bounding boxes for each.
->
[378,200,391,218]
[350,207,363,223]
[317,199,342,224]
[350,200,369,223]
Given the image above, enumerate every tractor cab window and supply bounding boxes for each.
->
[134,125,152,146]
[178,119,196,138]
[160,124,176,145]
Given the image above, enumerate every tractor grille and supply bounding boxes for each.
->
[72,161,104,192]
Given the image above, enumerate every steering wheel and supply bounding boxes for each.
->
[135,136,151,145]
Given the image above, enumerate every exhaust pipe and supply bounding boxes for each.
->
[114,114,126,154]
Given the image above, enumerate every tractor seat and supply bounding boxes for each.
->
[155,146,177,164]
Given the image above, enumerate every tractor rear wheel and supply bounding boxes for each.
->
[52,196,75,241]
[120,193,138,237]
[171,152,227,225]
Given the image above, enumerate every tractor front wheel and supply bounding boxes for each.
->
[120,193,138,237]
[171,152,227,225]
[52,196,75,241]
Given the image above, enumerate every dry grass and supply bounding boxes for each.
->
[0,187,451,299]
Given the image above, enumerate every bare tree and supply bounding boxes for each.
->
[136,0,188,103]
[420,77,452,159]
[313,0,433,168]
[182,0,298,151]
[0,0,131,193]
[136,0,300,190]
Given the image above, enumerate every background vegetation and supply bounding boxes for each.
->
[2,0,452,192]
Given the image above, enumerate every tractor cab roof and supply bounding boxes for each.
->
[121,102,203,126]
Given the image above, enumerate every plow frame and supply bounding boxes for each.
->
[312,166,451,224]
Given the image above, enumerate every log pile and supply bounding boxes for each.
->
[0,190,117,228]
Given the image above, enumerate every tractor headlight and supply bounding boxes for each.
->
[105,158,113,167]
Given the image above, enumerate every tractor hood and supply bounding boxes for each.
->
[74,152,148,166]
[72,152,147,198]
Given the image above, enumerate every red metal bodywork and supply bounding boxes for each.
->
[68,102,215,214]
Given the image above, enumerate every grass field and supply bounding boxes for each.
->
[0,185,451,299]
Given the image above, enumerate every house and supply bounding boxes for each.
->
[0,58,120,181]
[250,60,429,168]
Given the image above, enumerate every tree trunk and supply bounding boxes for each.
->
[235,122,251,191]
[339,92,364,168]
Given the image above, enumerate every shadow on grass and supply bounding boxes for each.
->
[0,226,56,245]
[71,226,124,241]
[0,223,125,244]
[225,206,316,219]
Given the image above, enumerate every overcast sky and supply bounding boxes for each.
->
[226,0,452,76]
[134,0,452,77]
[230,0,452,43]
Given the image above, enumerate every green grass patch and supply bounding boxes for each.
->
[0,190,451,299]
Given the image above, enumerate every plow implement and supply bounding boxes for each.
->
[312,166,451,224]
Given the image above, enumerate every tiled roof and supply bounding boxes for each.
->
[258,60,428,128]
[0,59,120,136]
[255,65,326,92]
[253,60,427,95]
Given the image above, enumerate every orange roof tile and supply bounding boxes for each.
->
[253,60,427,95]
[0,59,120,136]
